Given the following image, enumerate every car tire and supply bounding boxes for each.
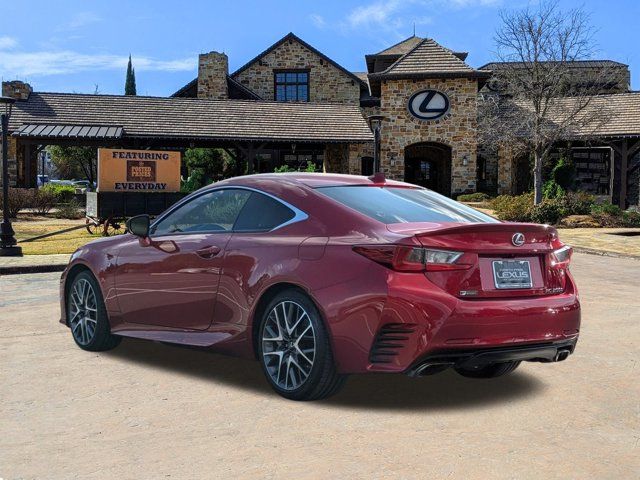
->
[67,271,121,352]
[454,361,521,379]
[258,289,346,401]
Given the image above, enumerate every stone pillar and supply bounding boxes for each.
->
[1,81,32,187]
[197,52,228,100]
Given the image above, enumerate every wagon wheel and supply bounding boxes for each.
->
[102,216,125,237]
[85,217,100,235]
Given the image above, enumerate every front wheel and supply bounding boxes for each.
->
[258,289,346,401]
[67,271,121,351]
[454,361,521,379]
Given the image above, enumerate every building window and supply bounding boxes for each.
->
[275,71,309,102]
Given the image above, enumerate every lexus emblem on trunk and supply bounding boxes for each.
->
[512,233,525,246]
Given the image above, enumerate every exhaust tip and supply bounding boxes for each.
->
[555,349,571,362]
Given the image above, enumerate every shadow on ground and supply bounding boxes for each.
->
[106,338,546,411]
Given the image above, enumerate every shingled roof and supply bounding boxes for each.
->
[373,36,424,56]
[501,92,640,138]
[8,92,373,143]
[370,38,489,79]
[479,60,628,71]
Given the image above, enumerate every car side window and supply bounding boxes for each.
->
[152,189,251,236]
[233,192,296,232]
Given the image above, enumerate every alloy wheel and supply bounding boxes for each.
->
[69,278,98,346]
[261,300,316,391]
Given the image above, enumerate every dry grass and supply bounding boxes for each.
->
[12,214,107,255]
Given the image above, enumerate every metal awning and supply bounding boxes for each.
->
[13,124,124,139]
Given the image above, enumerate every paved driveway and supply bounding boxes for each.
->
[1,253,638,479]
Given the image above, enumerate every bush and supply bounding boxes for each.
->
[591,202,622,216]
[490,193,534,222]
[0,188,34,218]
[457,192,490,202]
[42,184,76,203]
[32,188,57,215]
[529,198,566,225]
[274,161,319,173]
[542,179,564,199]
[563,191,596,216]
[552,156,575,190]
[54,199,83,219]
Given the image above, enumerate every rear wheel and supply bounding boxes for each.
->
[454,361,521,379]
[67,271,121,351]
[258,289,346,401]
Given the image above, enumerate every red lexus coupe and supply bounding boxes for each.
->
[60,173,580,400]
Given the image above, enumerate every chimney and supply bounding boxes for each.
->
[197,52,228,100]
[2,80,32,100]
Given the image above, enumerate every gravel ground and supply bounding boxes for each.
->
[0,253,638,479]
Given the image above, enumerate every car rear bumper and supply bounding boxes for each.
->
[405,338,577,377]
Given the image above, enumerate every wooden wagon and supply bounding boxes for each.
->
[85,191,187,236]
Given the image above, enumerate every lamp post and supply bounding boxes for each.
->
[0,95,21,256]
[367,115,385,174]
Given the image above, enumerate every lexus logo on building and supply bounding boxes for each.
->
[407,90,450,120]
[512,233,525,247]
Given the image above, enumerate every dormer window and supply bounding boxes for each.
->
[275,70,309,102]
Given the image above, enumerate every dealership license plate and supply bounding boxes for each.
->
[492,260,532,289]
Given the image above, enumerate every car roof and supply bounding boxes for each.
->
[212,172,414,189]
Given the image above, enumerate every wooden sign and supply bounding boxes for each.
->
[97,148,181,192]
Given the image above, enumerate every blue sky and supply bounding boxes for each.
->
[1,0,638,96]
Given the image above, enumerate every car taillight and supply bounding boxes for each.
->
[546,246,573,293]
[353,245,465,272]
[551,245,572,266]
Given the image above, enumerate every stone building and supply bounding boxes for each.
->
[3,32,640,206]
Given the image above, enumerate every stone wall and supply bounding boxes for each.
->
[324,144,349,173]
[2,80,32,100]
[197,52,228,100]
[378,77,478,195]
[233,38,361,104]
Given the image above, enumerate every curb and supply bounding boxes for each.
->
[571,247,640,261]
[0,263,67,276]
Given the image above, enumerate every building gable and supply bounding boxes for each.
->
[231,32,364,104]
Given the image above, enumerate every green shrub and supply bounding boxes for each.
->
[591,202,622,216]
[457,192,490,202]
[529,198,566,225]
[274,161,319,173]
[42,184,76,203]
[490,193,534,222]
[542,180,564,199]
[54,199,83,219]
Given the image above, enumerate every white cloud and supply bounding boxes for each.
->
[0,36,17,50]
[342,0,501,31]
[310,13,326,28]
[346,0,403,28]
[0,50,196,77]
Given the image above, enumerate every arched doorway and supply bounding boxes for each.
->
[404,142,452,196]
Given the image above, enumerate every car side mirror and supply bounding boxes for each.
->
[126,214,150,238]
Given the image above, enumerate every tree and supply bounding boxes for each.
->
[125,55,137,96]
[181,148,234,192]
[479,0,613,204]
[48,146,97,184]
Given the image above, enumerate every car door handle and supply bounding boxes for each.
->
[195,246,221,259]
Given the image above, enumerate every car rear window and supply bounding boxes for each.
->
[233,192,296,231]
[317,186,498,224]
